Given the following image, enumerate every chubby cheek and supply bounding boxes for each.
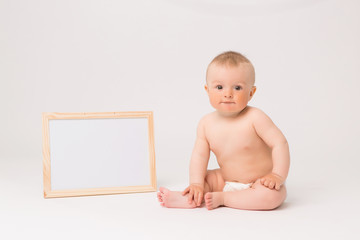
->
[208,92,221,108]
[234,93,248,102]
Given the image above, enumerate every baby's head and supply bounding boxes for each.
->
[205,51,256,116]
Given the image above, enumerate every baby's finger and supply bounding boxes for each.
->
[262,178,269,186]
[268,181,275,189]
[263,179,269,187]
[260,178,265,184]
[182,187,190,196]
[197,192,203,206]
[194,191,199,204]
[188,190,194,203]
[275,182,281,191]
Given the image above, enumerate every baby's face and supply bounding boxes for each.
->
[205,63,256,116]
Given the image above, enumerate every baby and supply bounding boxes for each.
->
[157,51,290,210]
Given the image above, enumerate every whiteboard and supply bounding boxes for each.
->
[42,112,156,198]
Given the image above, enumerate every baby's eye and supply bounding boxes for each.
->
[234,86,242,91]
[216,85,223,90]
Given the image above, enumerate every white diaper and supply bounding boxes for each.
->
[223,181,253,192]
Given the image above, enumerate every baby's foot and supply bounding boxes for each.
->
[157,187,197,208]
[205,192,224,210]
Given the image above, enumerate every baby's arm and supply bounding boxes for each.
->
[182,118,210,206]
[252,109,290,190]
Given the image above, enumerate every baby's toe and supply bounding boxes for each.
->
[159,187,169,194]
[204,193,214,210]
[204,192,212,200]
[157,192,163,202]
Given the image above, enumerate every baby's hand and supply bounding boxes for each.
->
[260,173,284,190]
[182,183,204,206]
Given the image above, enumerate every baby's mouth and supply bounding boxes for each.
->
[221,101,235,104]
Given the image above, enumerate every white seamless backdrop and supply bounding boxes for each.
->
[1,0,359,239]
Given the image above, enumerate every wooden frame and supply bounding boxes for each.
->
[42,111,156,198]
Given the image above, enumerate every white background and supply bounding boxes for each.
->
[1,0,359,239]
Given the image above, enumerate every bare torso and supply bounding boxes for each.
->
[203,107,273,183]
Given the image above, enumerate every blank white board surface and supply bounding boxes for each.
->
[42,112,156,198]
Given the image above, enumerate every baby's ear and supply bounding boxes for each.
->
[249,86,257,98]
[204,84,209,92]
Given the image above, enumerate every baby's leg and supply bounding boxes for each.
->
[205,179,287,210]
[203,169,226,193]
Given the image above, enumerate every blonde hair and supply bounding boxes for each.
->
[206,51,255,85]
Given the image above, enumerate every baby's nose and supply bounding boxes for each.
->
[224,90,233,98]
